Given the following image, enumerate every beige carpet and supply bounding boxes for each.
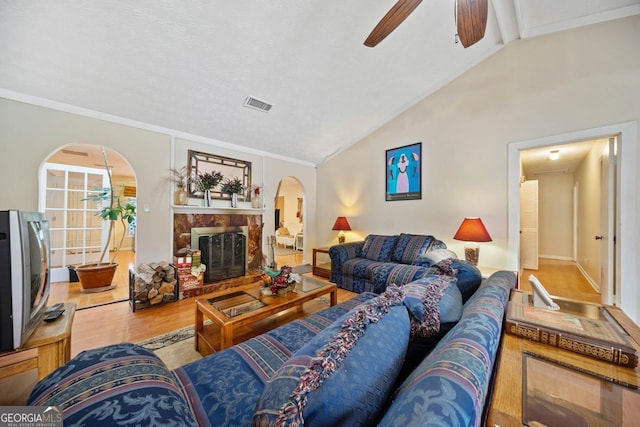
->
[137,325,203,370]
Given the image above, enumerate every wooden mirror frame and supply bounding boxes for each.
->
[187,150,252,200]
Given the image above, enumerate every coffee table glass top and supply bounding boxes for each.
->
[204,275,330,318]
[296,275,326,293]
[207,291,266,318]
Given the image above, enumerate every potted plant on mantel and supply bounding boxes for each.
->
[221,177,245,208]
[193,170,223,207]
[75,147,136,293]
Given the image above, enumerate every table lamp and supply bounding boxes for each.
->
[332,217,351,244]
[453,217,492,266]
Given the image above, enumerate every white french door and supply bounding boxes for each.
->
[39,163,109,282]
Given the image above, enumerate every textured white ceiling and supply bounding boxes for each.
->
[1,1,638,166]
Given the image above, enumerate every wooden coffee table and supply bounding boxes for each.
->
[194,276,337,356]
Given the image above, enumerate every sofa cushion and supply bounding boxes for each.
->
[375,263,429,293]
[341,258,383,280]
[378,271,516,427]
[360,234,398,261]
[390,233,436,264]
[252,285,409,427]
[27,343,197,427]
[427,258,482,303]
[403,275,462,338]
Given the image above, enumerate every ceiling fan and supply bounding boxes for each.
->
[364,0,487,48]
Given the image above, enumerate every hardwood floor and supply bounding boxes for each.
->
[521,258,601,304]
[49,250,135,308]
[70,274,355,358]
[66,255,600,358]
[68,251,317,358]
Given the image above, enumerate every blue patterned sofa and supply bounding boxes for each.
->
[27,271,516,426]
[329,233,449,293]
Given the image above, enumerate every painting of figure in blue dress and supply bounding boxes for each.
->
[385,142,421,201]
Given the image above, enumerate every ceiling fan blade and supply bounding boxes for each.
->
[456,0,488,48]
[364,0,423,47]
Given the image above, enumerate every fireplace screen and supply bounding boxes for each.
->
[191,226,249,283]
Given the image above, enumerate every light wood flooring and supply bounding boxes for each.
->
[66,250,312,357]
[70,274,354,358]
[62,254,600,358]
[521,258,601,304]
[49,250,135,308]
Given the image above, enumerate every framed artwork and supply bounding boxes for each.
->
[188,150,252,200]
[385,142,422,201]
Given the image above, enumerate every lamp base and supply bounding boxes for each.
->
[463,242,480,266]
[337,231,346,244]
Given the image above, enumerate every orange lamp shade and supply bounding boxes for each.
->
[332,217,351,244]
[453,217,491,266]
[332,217,351,231]
[453,217,492,242]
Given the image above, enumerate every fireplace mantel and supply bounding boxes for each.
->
[172,205,263,215]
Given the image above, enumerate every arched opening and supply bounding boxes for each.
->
[274,176,304,267]
[40,144,137,308]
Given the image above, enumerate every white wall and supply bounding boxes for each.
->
[0,98,317,265]
[574,140,607,284]
[0,98,172,264]
[317,16,640,318]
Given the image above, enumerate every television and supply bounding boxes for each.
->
[0,210,51,351]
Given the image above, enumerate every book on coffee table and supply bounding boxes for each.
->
[506,297,638,368]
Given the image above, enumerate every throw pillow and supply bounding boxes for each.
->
[402,275,462,338]
[426,258,482,303]
[252,285,410,427]
[360,234,398,261]
[412,248,458,267]
[278,227,291,236]
[390,234,436,264]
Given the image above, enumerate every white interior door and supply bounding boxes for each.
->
[520,180,539,270]
[599,137,616,304]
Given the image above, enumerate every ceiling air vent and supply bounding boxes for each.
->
[244,96,273,113]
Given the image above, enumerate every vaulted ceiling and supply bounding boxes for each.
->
[1,1,639,166]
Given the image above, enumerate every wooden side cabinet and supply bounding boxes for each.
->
[312,247,331,278]
[0,302,76,404]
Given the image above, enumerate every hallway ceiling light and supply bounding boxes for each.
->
[549,150,560,160]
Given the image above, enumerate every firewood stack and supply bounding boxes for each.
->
[132,261,177,308]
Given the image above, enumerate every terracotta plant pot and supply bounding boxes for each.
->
[75,262,119,293]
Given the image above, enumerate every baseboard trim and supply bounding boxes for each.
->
[575,262,600,293]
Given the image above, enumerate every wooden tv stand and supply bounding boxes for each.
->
[0,302,76,404]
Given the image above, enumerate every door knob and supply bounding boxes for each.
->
[595,235,604,240]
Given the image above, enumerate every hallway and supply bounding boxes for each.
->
[521,258,601,304]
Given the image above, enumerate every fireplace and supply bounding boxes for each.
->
[192,226,248,283]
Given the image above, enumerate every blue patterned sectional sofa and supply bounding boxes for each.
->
[329,233,450,293]
[27,271,516,426]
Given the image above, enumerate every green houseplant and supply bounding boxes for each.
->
[192,170,223,206]
[221,176,245,207]
[75,147,136,292]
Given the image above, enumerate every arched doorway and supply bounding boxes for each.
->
[274,176,304,267]
[40,144,136,308]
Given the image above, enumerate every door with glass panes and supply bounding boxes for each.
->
[40,163,109,282]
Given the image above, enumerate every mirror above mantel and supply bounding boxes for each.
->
[188,150,252,201]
